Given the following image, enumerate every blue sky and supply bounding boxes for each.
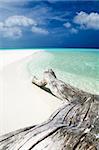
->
[0,0,99,48]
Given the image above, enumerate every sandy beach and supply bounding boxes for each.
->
[0,50,63,136]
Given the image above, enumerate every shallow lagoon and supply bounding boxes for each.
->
[27,49,99,94]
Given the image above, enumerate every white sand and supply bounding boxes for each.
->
[0,50,63,136]
[0,49,40,71]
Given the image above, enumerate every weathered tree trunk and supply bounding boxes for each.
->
[0,69,99,150]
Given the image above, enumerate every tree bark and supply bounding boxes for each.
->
[0,69,99,150]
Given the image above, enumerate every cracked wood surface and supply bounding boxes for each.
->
[0,69,99,150]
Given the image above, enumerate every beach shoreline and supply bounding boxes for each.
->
[0,49,42,71]
[0,50,63,136]
[0,49,98,136]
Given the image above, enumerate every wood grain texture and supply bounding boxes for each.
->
[0,69,99,150]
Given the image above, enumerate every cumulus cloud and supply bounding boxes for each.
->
[74,11,99,30]
[3,27,22,38]
[63,22,71,28]
[5,16,37,27]
[31,26,49,35]
[63,22,78,34]
[0,22,22,38]
[0,15,36,38]
[70,28,78,34]
[63,11,99,35]
[0,15,49,38]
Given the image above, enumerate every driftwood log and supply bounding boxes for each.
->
[0,69,99,150]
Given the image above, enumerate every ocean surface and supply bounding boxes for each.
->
[27,49,99,94]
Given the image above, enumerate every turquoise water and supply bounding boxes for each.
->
[27,50,99,94]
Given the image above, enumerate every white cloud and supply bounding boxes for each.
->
[74,11,99,30]
[70,28,78,34]
[0,15,37,38]
[31,26,49,35]
[0,22,22,38]
[63,22,78,34]
[64,22,71,28]
[51,16,67,22]
[5,16,37,27]
[3,27,22,38]
[0,14,49,38]
[0,15,36,38]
